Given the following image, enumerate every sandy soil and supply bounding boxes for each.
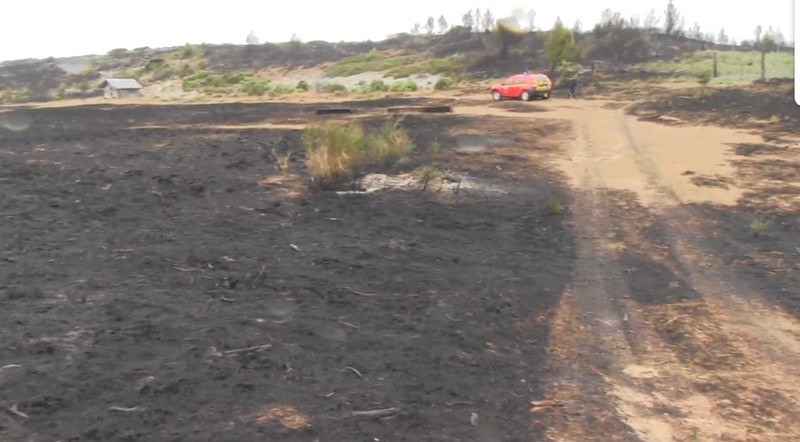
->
[1,88,800,441]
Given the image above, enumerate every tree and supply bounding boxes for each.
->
[755,25,778,80]
[410,23,421,35]
[688,22,702,39]
[475,8,483,32]
[527,9,537,31]
[462,10,474,32]
[483,9,495,31]
[628,14,640,28]
[644,8,660,29]
[717,28,729,44]
[664,0,681,35]
[246,31,260,45]
[764,26,784,46]
[772,28,786,47]
[494,19,526,58]
[437,15,448,34]
[600,9,624,28]
[290,34,301,43]
[572,19,582,34]
[425,16,435,35]
[545,18,575,71]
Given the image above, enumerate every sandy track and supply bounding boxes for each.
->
[496,98,800,441]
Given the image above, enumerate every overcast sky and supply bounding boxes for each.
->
[0,0,794,61]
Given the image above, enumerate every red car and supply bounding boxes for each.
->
[491,73,552,101]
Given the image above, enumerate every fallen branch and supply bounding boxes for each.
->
[529,399,564,412]
[8,404,28,419]
[334,286,376,297]
[351,407,400,418]
[172,266,202,272]
[344,366,363,378]
[0,364,22,371]
[337,319,360,330]
[446,401,473,407]
[662,316,680,326]
[223,344,272,355]
[109,406,144,413]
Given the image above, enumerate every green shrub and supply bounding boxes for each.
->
[296,80,309,91]
[54,83,67,100]
[369,79,389,92]
[239,77,270,96]
[223,72,252,85]
[434,77,455,90]
[107,48,128,58]
[182,70,221,91]
[697,70,712,86]
[270,84,295,96]
[322,83,348,93]
[180,44,201,59]
[391,80,418,92]
[144,58,167,72]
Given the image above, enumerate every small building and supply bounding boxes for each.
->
[99,78,143,99]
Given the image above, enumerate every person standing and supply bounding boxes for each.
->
[566,76,578,98]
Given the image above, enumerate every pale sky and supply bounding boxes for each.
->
[0,0,794,62]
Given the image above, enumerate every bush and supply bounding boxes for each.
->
[369,79,389,92]
[0,87,30,103]
[434,77,455,90]
[54,83,67,100]
[322,83,348,93]
[296,80,309,91]
[697,70,712,86]
[391,80,418,92]
[107,48,128,58]
[222,72,252,85]
[182,70,220,91]
[239,77,270,96]
[302,120,413,189]
[270,84,295,96]
[180,44,201,59]
[144,58,167,72]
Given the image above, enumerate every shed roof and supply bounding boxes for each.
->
[99,78,143,89]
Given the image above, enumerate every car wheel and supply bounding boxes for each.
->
[542,93,550,100]
[491,90,502,101]
[520,90,531,101]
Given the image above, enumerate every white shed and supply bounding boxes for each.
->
[99,78,143,99]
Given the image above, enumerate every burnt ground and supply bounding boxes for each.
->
[624,79,798,138]
[3,88,800,441]
[0,99,578,441]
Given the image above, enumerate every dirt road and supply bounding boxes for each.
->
[474,98,800,441]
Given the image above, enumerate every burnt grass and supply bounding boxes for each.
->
[625,80,799,136]
[0,99,577,441]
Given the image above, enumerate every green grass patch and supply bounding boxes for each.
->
[638,50,794,83]
[386,55,465,79]
[181,70,271,95]
[325,48,413,77]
